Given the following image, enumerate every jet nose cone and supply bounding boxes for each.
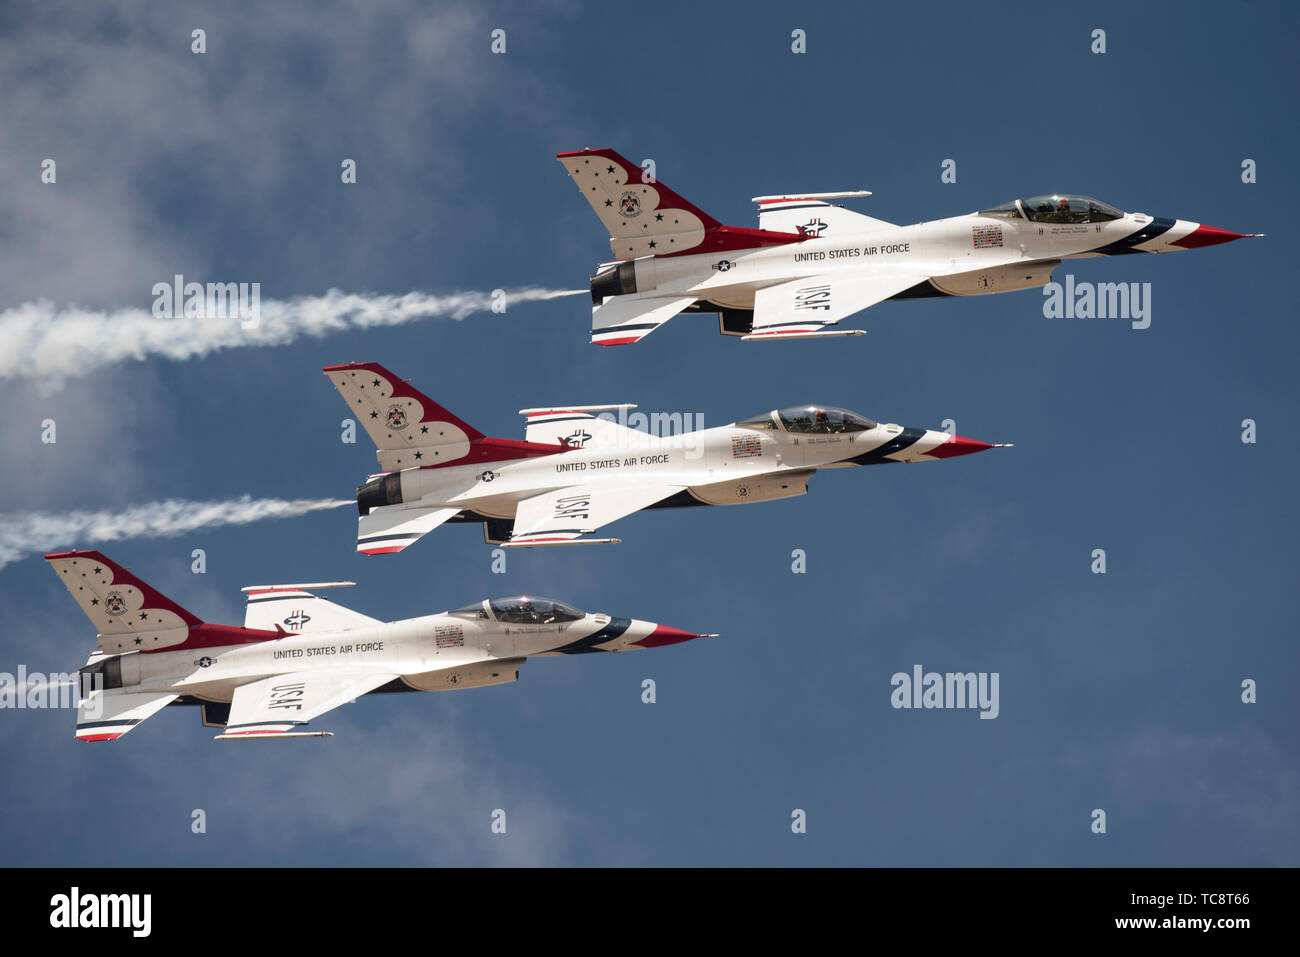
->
[926,434,995,459]
[630,624,710,648]
[1170,224,1257,249]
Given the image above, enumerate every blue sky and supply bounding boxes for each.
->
[0,0,1295,865]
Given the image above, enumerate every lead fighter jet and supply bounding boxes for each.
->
[47,549,710,741]
[324,361,1007,553]
[558,147,1261,345]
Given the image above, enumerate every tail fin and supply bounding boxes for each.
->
[242,582,382,633]
[558,148,717,259]
[46,549,276,654]
[558,148,805,261]
[47,549,200,653]
[324,362,565,473]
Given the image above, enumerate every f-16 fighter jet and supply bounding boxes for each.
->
[47,549,710,741]
[324,361,1007,553]
[557,147,1262,345]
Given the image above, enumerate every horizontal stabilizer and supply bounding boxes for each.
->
[357,504,462,555]
[77,689,177,742]
[591,294,697,346]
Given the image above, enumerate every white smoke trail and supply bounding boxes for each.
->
[0,495,351,571]
[0,286,586,380]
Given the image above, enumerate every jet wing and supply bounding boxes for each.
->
[216,669,399,739]
[591,294,697,346]
[747,272,927,339]
[505,483,686,546]
[356,503,462,555]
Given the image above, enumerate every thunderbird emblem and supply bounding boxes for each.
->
[385,405,408,430]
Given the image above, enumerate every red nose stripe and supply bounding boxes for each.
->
[631,625,699,648]
[925,435,993,459]
[1170,225,1246,249]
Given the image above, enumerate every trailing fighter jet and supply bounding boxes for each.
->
[324,361,1007,552]
[557,147,1262,345]
[47,549,710,741]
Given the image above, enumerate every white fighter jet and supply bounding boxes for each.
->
[47,549,710,741]
[558,147,1262,345]
[324,362,1006,553]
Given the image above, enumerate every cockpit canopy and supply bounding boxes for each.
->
[737,406,879,434]
[979,195,1124,225]
[450,596,586,624]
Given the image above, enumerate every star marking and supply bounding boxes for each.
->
[91,598,99,605]
[372,379,379,386]
[604,199,612,207]
[93,567,102,575]
[607,165,614,173]
[648,241,656,248]
[414,452,423,460]
[421,425,428,434]
[656,213,663,221]
[139,612,148,621]
[134,638,142,646]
